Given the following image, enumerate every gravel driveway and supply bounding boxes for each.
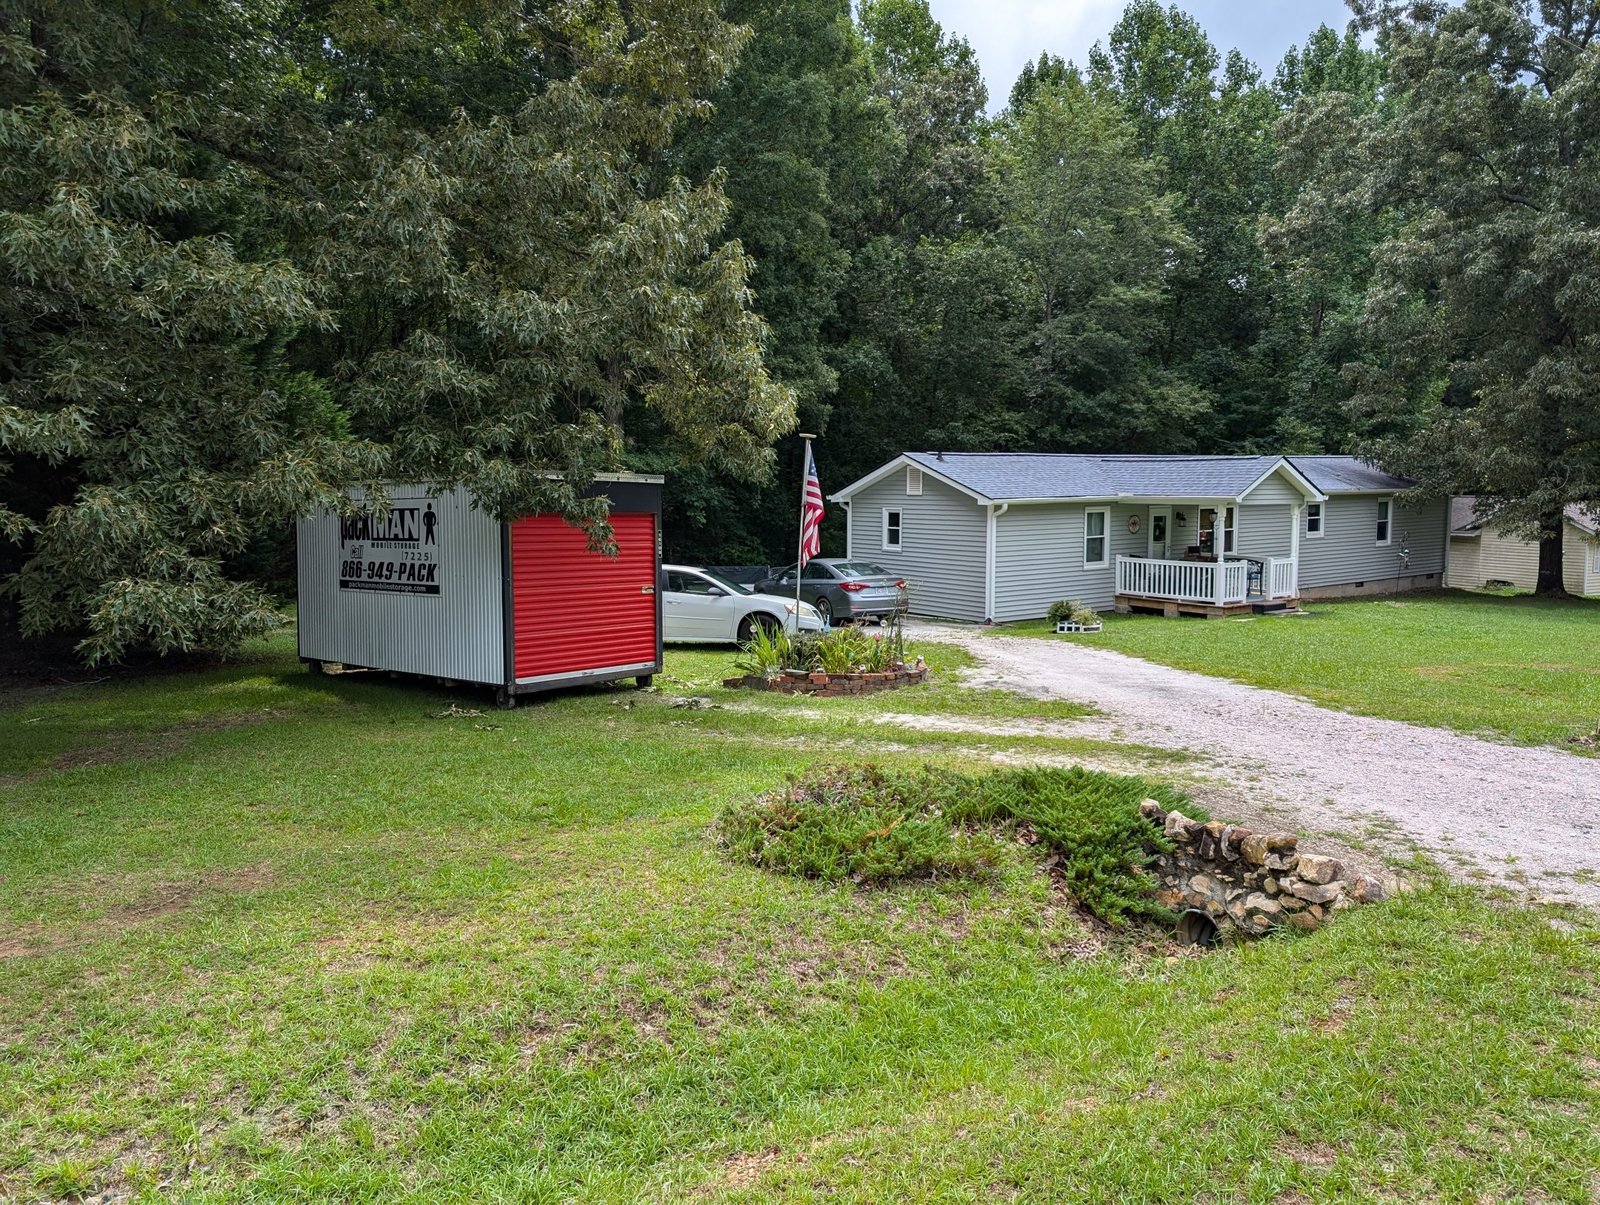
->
[918,623,1600,906]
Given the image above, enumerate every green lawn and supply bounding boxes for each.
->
[1004,590,1600,750]
[2,632,1597,1202]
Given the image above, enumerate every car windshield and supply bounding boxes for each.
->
[700,571,753,595]
[836,562,892,578]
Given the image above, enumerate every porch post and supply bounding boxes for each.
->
[1289,503,1301,598]
[1213,501,1227,606]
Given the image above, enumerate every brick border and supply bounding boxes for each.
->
[722,666,929,697]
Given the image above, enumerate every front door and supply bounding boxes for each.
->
[1147,507,1172,559]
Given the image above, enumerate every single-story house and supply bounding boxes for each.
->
[1445,496,1600,595]
[830,452,1448,621]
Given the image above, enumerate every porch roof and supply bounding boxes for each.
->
[833,452,1327,505]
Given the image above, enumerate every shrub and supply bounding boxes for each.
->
[1048,599,1100,628]
[717,763,1196,925]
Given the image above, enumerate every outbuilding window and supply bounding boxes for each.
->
[883,508,902,551]
[1376,498,1392,545]
[1305,502,1323,538]
[906,466,923,495]
[1084,507,1110,568]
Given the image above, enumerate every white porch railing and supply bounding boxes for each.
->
[1116,556,1250,605]
[1267,557,1298,600]
[1116,555,1300,604]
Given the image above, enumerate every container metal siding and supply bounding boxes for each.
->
[296,485,506,684]
[1297,495,1447,588]
[511,512,659,680]
[847,474,987,621]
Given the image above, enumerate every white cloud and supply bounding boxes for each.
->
[932,0,1123,105]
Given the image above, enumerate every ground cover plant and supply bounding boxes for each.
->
[1,630,1596,1202]
[1017,590,1600,750]
[718,763,1190,924]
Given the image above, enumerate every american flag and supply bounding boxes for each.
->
[800,444,825,567]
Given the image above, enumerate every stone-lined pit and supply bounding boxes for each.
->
[1140,800,1387,938]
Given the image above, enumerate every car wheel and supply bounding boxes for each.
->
[815,596,833,625]
[737,613,779,643]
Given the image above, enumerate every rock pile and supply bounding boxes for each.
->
[1139,800,1387,938]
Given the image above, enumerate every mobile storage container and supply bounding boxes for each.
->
[296,475,663,704]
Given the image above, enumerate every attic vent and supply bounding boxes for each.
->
[906,465,923,496]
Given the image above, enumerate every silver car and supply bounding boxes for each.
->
[661,565,826,644]
[756,559,908,626]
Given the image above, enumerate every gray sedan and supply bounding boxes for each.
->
[756,559,909,625]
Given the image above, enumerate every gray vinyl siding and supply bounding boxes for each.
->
[1236,504,1294,560]
[848,474,987,621]
[1297,495,1448,589]
[992,502,1145,619]
[1240,474,1303,506]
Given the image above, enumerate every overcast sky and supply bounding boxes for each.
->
[925,0,1359,109]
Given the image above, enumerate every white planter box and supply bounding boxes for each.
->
[1055,621,1103,634]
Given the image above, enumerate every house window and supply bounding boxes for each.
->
[1198,506,1236,555]
[1084,507,1110,567]
[1376,498,1392,545]
[1305,502,1323,538]
[906,466,923,496]
[882,508,902,551]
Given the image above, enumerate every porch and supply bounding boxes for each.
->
[1115,554,1299,617]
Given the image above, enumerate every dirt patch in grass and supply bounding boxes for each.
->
[0,863,276,960]
[49,710,290,772]
[1276,1138,1341,1169]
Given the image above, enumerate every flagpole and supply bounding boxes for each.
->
[796,433,816,627]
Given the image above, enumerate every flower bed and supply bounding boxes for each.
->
[723,664,928,696]
[724,617,927,696]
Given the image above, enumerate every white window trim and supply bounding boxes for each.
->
[1083,506,1111,568]
[1305,501,1324,539]
[905,465,923,496]
[1376,497,1392,546]
[882,507,902,552]
[1199,505,1236,555]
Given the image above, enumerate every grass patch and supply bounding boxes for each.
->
[1,629,1596,1201]
[1004,590,1600,749]
[719,763,1192,924]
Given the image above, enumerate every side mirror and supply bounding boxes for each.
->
[706,586,725,597]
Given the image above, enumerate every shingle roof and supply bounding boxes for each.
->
[866,452,1400,503]
[1452,495,1600,536]
[896,453,1290,501]
[1286,456,1414,494]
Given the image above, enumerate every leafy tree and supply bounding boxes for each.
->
[1008,52,1076,115]
[0,0,374,661]
[1,0,792,659]
[994,81,1205,450]
[1313,0,1600,594]
[1257,24,1388,451]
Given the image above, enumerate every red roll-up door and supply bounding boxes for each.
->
[510,512,659,680]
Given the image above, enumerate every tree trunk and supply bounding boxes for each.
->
[1535,517,1568,597]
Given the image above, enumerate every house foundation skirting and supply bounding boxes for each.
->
[1298,572,1440,600]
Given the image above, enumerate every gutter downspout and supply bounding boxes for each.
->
[842,500,852,560]
[985,503,1009,623]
